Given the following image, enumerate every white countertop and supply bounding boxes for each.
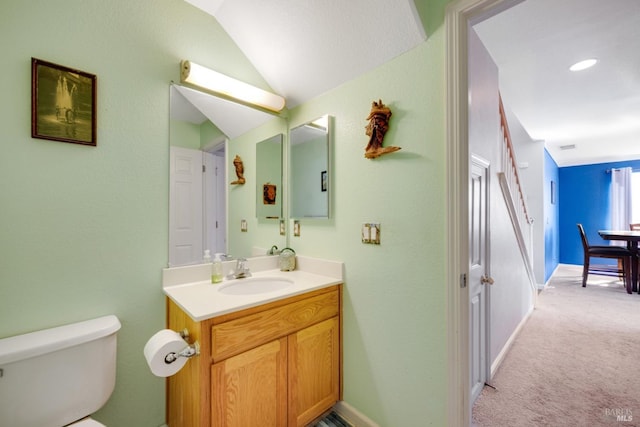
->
[162,256,343,321]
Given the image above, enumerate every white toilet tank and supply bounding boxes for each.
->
[0,315,121,427]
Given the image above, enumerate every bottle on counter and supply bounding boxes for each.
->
[203,249,212,264]
[212,253,224,283]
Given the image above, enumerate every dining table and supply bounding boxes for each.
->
[598,230,640,293]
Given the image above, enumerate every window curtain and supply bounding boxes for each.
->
[610,167,632,245]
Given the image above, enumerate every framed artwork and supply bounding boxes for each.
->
[31,57,97,146]
[321,170,327,192]
[263,183,277,205]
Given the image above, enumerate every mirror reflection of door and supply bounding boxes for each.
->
[169,144,226,267]
[204,144,227,260]
[169,146,203,266]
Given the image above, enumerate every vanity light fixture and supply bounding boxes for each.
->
[180,60,286,113]
[569,58,597,72]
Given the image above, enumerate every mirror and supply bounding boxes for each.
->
[256,134,283,219]
[290,115,331,219]
[168,83,283,267]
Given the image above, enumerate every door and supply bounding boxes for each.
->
[169,146,203,266]
[288,317,340,427]
[211,338,288,427]
[203,150,227,256]
[470,154,490,403]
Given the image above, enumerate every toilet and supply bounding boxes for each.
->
[0,315,121,427]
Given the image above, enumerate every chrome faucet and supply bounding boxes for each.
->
[268,245,281,255]
[228,257,251,279]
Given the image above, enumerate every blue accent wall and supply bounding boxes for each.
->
[544,149,559,281]
[559,159,640,265]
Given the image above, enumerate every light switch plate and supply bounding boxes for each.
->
[362,224,371,243]
[240,219,247,232]
[370,223,380,244]
[294,220,300,237]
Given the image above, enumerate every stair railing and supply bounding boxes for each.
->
[498,95,537,296]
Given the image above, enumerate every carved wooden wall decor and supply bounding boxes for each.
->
[230,155,245,185]
[364,99,401,159]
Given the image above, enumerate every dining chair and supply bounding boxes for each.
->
[577,223,632,291]
[629,224,640,290]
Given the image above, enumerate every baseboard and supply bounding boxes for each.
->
[333,401,379,427]
[489,304,534,379]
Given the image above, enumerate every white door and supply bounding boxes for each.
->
[470,154,491,403]
[213,153,226,253]
[203,150,227,255]
[169,146,203,266]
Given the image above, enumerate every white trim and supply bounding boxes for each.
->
[497,172,538,299]
[445,0,525,425]
[445,3,468,425]
[333,401,380,427]
[489,303,534,378]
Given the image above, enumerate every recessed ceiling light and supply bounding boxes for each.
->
[560,144,576,150]
[569,59,597,72]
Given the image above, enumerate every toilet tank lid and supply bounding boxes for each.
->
[0,315,121,365]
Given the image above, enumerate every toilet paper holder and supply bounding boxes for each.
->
[164,328,200,364]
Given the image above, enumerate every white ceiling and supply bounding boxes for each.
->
[180,0,640,167]
[171,84,274,139]
[474,0,640,167]
[184,0,425,108]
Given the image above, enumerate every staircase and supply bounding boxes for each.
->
[498,95,537,299]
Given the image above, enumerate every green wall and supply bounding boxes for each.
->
[1,0,452,426]
[228,117,289,257]
[227,2,451,424]
[0,1,274,426]
[170,119,201,149]
[284,32,449,426]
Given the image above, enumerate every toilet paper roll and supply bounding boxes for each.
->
[144,329,189,377]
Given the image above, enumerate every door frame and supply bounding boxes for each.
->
[445,0,523,425]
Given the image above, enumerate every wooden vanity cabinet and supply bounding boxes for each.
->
[167,285,342,427]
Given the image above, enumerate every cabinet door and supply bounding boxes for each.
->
[288,317,340,427]
[211,338,287,427]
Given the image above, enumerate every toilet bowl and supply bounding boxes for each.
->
[69,417,106,427]
[0,315,120,427]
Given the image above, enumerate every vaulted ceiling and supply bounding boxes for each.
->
[184,0,426,108]
[181,0,640,167]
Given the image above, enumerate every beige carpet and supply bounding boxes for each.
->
[472,264,640,426]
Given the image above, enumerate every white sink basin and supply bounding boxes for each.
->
[218,277,294,295]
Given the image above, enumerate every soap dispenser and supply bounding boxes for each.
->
[212,253,224,283]
[279,248,296,271]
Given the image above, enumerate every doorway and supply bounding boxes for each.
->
[445,0,523,425]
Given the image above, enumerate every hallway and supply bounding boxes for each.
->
[472,264,640,426]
